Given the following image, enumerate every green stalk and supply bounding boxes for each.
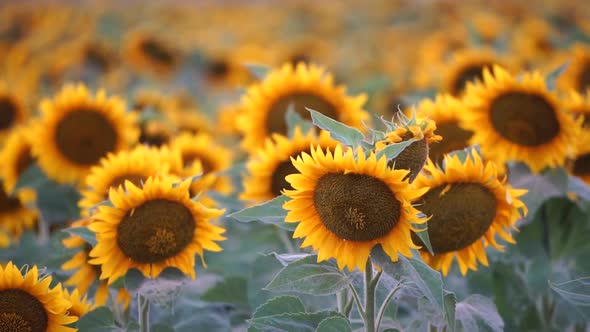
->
[138,294,150,332]
[364,259,377,332]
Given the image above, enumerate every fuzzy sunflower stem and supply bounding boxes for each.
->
[277,228,296,253]
[138,293,150,332]
[364,258,378,332]
[375,282,403,331]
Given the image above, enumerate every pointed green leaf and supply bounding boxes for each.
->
[376,140,417,162]
[77,307,117,331]
[287,106,314,137]
[545,62,570,91]
[550,277,590,319]
[308,108,365,148]
[229,195,294,231]
[249,311,343,332]
[13,164,47,192]
[315,316,353,332]
[265,255,352,295]
[62,226,96,246]
[455,295,504,332]
[202,276,249,308]
[412,220,434,255]
[252,295,306,319]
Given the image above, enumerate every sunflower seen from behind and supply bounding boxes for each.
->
[283,145,427,271]
[413,151,527,276]
[237,62,368,151]
[0,261,77,331]
[462,66,579,173]
[31,83,138,184]
[241,127,339,204]
[88,174,226,284]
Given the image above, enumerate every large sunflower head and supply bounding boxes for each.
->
[241,127,340,204]
[0,81,28,141]
[415,94,474,164]
[0,261,77,331]
[31,83,139,184]
[124,31,180,77]
[0,124,35,193]
[79,145,174,216]
[88,174,226,284]
[413,151,527,276]
[375,115,442,182]
[462,65,580,173]
[283,145,427,271]
[557,43,590,93]
[237,62,368,151]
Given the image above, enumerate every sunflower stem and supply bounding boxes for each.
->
[37,214,50,244]
[138,293,150,332]
[364,258,377,332]
[277,228,296,253]
[375,282,403,331]
[348,284,366,319]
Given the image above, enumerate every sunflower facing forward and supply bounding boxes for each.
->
[0,261,77,331]
[413,151,527,276]
[31,84,138,184]
[462,66,579,173]
[0,125,35,192]
[88,174,226,284]
[237,62,368,151]
[283,145,427,271]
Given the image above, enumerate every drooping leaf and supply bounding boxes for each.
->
[375,140,416,162]
[455,295,504,332]
[286,106,314,137]
[265,255,352,295]
[269,252,313,266]
[252,295,306,319]
[315,316,353,332]
[249,311,343,332]
[411,220,434,256]
[36,180,81,223]
[308,108,365,148]
[13,164,47,192]
[550,277,590,319]
[229,195,294,231]
[77,307,120,332]
[61,226,96,246]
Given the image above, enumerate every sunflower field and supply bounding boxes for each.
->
[1,1,590,331]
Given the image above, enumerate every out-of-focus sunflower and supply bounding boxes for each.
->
[413,151,527,275]
[202,50,252,87]
[0,81,28,141]
[0,125,35,193]
[462,66,579,173]
[169,132,233,193]
[0,184,37,238]
[215,103,243,136]
[237,62,368,151]
[0,261,77,331]
[131,89,176,114]
[557,44,590,93]
[375,116,442,182]
[61,288,93,319]
[138,120,174,147]
[568,131,590,184]
[241,128,339,204]
[88,175,226,283]
[511,18,559,67]
[562,89,590,127]
[415,94,474,163]
[168,109,213,135]
[283,145,427,271]
[124,31,181,77]
[79,146,173,216]
[30,84,138,184]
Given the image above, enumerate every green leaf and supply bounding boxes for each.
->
[13,164,47,192]
[77,307,118,331]
[375,140,416,162]
[252,295,306,318]
[455,295,504,332]
[202,276,250,308]
[229,195,294,231]
[244,63,270,80]
[371,247,445,315]
[308,108,365,148]
[269,252,313,266]
[412,221,434,255]
[444,292,457,332]
[36,180,81,224]
[62,226,96,246]
[286,106,314,137]
[315,316,353,332]
[545,62,570,91]
[550,277,590,319]
[249,311,343,332]
[265,255,352,295]
[124,269,145,292]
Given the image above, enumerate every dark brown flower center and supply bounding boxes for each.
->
[573,152,590,176]
[267,93,338,136]
[0,97,18,131]
[106,174,146,197]
[414,183,497,253]
[0,184,22,214]
[385,96,406,118]
[85,45,115,71]
[55,110,118,165]
[428,122,473,163]
[182,153,214,174]
[313,173,401,241]
[117,199,195,263]
[139,124,169,147]
[388,134,429,183]
[15,147,34,178]
[0,289,48,332]
[451,63,492,96]
[271,159,299,197]
[577,62,590,93]
[139,39,175,66]
[489,92,560,147]
[289,54,311,66]
[206,60,230,79]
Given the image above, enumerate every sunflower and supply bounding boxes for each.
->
[415,94,474,164]
[0,261,77,331]
[31,83,138,184]
[413,151,527,276]
[0,183,37,238]
[0,81,28,141]
[131,89,176,114]
[88,174,226,284]
[441,49,511,97]
[241,128,339,204]
[557,44,590,93]
[462,66,579,173]
[62,288,93,319]
[375,117,442,182]
[168,108,213,136]
[0,124,35,193]
[124,31,180,77]
[568,131,590,185]
[562,89,590,127]
[79,146,174,216]
[169,132,233,194]
[237,62,368,151]
[283,145,427,271]
[61,219,131,310]
[215,103,242,136]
